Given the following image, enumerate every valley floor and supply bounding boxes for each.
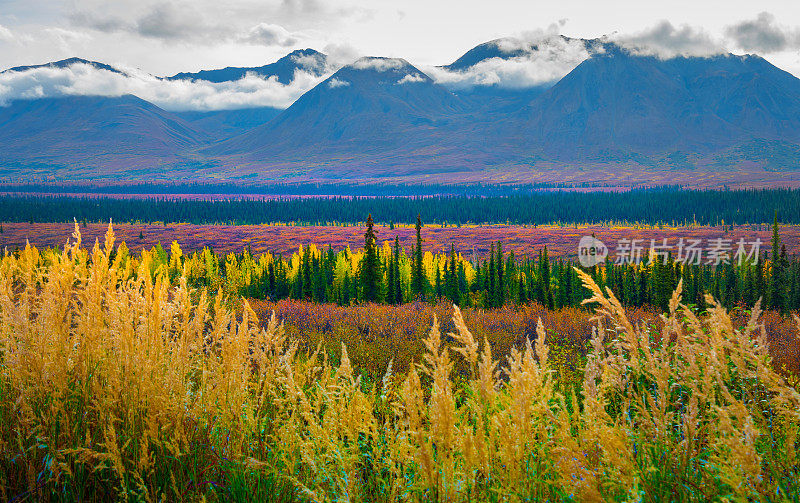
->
[6,221,800,258]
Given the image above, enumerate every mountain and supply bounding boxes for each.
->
[443,35,604,72]
[2,57,126,75]
[444,38,538,72]
[173,107,282,138]
[3,41,800,183]
[209,57,472,163]
[203,47,800,177]
[436,36,607,112]
[0,95,206,173]
[167,49,328,84]
[519,48,800,162]
[663,54,800,141]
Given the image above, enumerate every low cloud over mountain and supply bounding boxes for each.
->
[0,57,331,111]
[611,21,726,58]
[426,34,599,90]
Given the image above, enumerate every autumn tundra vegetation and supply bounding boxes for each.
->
[0,221,799,502]
[23,214,797,313]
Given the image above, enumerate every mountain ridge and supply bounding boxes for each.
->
[2,40,800,182]
[2,57,126,75]
[167,48,329,84]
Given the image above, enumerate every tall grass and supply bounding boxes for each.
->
[1,223,798,501]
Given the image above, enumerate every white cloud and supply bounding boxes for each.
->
[44,27,92,52]
[71,3,309,49]
[322,42,361,67]
[396,73,425,84]
[136,3,208,40]
[291,51,330,73]
[351,57,406,71]
[724,12,800,53]
[67,0,371,48]
[0,62,332,110]
[327,77,350,88]
[239,23,298,47]
[0,25,14,42]
[278,0,375,25]
[72,2,226,44]
[612,21,725,59]
[425,34,593,90]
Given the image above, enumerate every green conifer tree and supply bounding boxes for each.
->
[411,214,426,300]
[359,214,381,303]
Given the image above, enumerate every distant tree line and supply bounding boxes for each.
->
[2,187,800,225]
[87,215,800,314]
[0,182,600,197]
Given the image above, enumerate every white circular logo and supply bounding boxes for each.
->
[578,235,608,267]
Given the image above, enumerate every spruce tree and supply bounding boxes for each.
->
[779,244,789,314]
[565,265,574,306]
[291,263,302,299]
[536,247,553,309]
[392,236,402,304]
[341,272,351,305]
[267,261,276,300]
[435,265,443,301]
[742,264,755,306]
[770,211,784,311]
[387,244,397,305]
[312,256,326,302]
[542,246,553,309]
[301,248,312,300]
[359,214,381,302]
[791,261,800,311]
[495,242,505,307]
[457,262,469,306]
[447,244,460,305]
[411,214,425,300]
[276,260,289,300]
[753,255,764,304]
[488,244,496,308]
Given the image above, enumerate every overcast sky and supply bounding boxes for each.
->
[1,0,800,76]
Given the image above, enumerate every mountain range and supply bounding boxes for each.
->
[2,38,800,185]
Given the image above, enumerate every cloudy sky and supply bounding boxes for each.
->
[1,0,799,74]
[1,0,800,111]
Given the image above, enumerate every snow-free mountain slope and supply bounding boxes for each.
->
[210,57,471,157]
[0,95,206,166]
[2,57,127,75]
[167,49,328,84]
[519,49,800,160]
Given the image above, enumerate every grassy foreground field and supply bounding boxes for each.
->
[245,299,800,389]
[1,225,800,502]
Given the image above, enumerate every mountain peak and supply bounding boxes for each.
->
[168,49,329,84]
[351,56,409,69]
[286,48,323,58]
[444,35,605,71]
[333,57,432,86]
[3,57,125,75]
[284,48,328,73]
